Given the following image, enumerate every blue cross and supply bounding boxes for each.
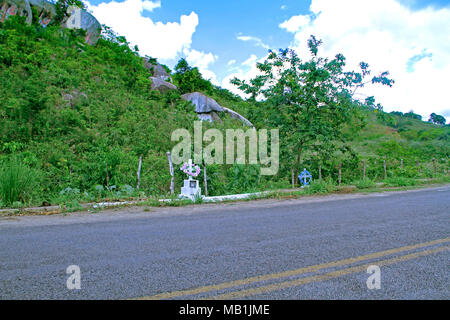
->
[298,168,312,186]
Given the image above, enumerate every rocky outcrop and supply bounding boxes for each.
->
[0,0,101,45]
[181,92,253,126]
[181,92,224,113]
[197,111,222,123]
[222,107,254,127]
[0,0,32,24]
[150,77,177,93]
[62,6,101,45]
[144,59,173,83]
[62,90,88,108]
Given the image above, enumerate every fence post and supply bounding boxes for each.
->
[136,155,143,190]
[432,158,436,176]
[384,160,387,180]
[291,168,295,188]
[203,165,208,197]
[105,161,109,187]
[167,152,174,194]
[416,160,420,174]
[319,165,322,181]
[338,163,342,186]
[400,159,403,169]
[363,160,366,180]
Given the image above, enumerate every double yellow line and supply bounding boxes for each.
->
[133,237,450,300]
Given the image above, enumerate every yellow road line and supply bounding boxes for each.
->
[134,237,450,300]
[209,245,449,300]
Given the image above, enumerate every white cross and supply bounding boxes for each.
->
[185,159,195,179]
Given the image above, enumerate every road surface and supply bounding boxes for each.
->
[0,186,449,299]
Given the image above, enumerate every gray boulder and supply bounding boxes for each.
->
[197,112,222,123]
[223,107,254,127]
[62,7,101,45]
[144,60,172,82]
[62,90,88,108]
[181,92,224,113]
[150,77,177,93]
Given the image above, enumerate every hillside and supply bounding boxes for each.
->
[0,16,449,208]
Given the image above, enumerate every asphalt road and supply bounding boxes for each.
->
[0,186,449,300]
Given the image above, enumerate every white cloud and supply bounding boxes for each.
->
[86,0,198,60]
[281,5,287,10]
[227,59,236,66]
[279,15,310,33]
[184,49,218,70]
[242,54,258,67]
[237,35,270,50]
[183,48,219,85]
[222,54,268,98]
[278,0,450,121]
[142,0,160,12]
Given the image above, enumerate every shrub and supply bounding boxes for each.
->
[0,159,40,206]
[306,178,336,194]
[353,178,376,189]
[384,177,417,187]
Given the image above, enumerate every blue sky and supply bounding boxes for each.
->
[85,0,450,121]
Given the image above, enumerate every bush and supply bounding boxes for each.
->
[353,178,376,189]
[306,178,336,194]
[0,159,40,206]
[384,177,417,187]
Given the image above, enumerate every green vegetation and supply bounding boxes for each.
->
[353,179,376,189]
[0,158,41,206]
[0,17,449,210]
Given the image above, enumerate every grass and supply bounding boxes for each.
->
[353,179,377,189]
[384,176,417,187]
[0,159,40,206]
[305,178,337,194]
[1,174,449,216]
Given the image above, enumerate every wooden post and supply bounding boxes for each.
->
[400,159,403,169]
[136,155,143,190]
[291,168,295,188]
[383,159,387,180]
[363,160,366,180]
[203,165,208,197]
[432,158,436,176]
[105,162,109,187]
[338,163,342,186]
[167,152,174,194]
[318,165,322,181]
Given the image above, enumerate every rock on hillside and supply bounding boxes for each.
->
[181,92,253,126]
[150,77,177,93]
[181,92,224,113]
[144,59,173,83]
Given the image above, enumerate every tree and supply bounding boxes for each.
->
[404,110,422,121]
[429,113,446,126]
[231,35,394,178]
[173,58,213,94]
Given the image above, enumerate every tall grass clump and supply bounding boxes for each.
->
[306,178,337,194]
[384,177,417,187]
[0,159,40,206]
[353,178,376,189]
